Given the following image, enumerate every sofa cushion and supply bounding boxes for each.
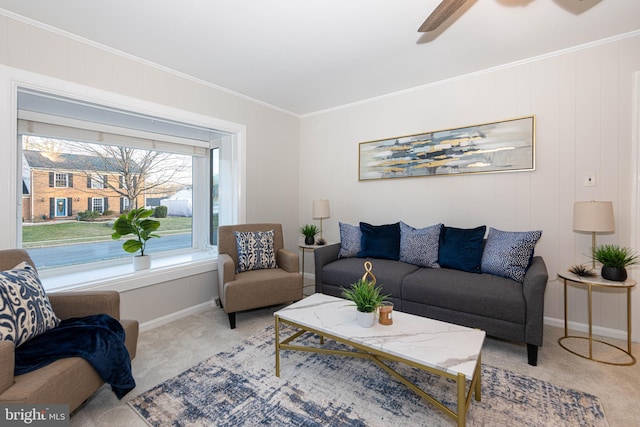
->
[321,257,419,300]
[402,267,526,324]
[399,222,442,268]
[234,230,277,273]
[481,228,542,283]
[338,222,361,258]
[438,225,486,273]
[0,262,60,347]
[358,222,401,260]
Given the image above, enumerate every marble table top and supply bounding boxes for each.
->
[275,293,485,379]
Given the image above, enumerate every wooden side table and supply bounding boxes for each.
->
[557,270,636,366]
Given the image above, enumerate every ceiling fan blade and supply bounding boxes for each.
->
[418,0,469,32]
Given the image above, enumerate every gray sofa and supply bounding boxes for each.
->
[314,243,548,365]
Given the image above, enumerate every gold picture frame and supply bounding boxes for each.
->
[359,115,535,181]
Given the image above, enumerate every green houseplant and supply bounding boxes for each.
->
[112,207,161,270]
[299,224,319,245]
[341,279,389,327]
[591,244,640,281]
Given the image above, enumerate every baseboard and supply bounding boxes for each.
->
[139,300,215,332]
[544,316,631,342]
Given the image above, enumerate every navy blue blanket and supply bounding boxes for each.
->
[15,314,135,399]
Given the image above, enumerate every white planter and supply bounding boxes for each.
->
[356,310,376,328]
[133,255,151,271]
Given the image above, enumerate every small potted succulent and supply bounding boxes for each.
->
[341,279,389,327]
[112,207,161,270]
[299,224,319,245]
[591,244,640,281]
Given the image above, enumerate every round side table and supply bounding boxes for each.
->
[557,270,636,366]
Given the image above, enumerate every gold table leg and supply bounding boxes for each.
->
[557,278,635,365]
[275,319,481,426]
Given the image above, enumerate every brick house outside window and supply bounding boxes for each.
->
[21,150,144,221]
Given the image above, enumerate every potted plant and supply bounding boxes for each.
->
[299,224,319,245]
[341,279,389,327]
[591,244,640,281]
[112,207,161,270]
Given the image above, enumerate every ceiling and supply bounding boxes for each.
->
[1,0,639,116]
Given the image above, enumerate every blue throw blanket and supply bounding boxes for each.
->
[14,314,135,399]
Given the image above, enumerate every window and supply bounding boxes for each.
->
[17,88,241,272]
[91,197,104,214]
[54,173,69,188]
[89,174,104,189]
[121,196,130,212]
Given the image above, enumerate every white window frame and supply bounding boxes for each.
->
[54,172,68,188]
[91,197,104,214]
[90,174,104,189]
[121,196,130,212]
[7,73,246,293]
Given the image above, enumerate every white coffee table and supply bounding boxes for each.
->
[274,293,485,427]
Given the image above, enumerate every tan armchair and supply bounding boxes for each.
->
[0,249,138,412]
[217,223,303,328]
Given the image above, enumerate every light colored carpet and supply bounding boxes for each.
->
[68,291,640,426]
[128,324,608,426]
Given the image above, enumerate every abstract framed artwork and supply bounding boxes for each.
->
[359,115,535,181]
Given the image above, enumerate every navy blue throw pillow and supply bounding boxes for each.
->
[358,222,401,260]
[438,225,486,273]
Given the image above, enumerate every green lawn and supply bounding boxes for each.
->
[22,217,192,247]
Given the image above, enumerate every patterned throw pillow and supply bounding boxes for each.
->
[338,222,361,258]
[399,222,442,268]
[481,228,542,283]
[0,262,60,347]
[234,230,278,273]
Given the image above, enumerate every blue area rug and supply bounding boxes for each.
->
[129,325,608,426]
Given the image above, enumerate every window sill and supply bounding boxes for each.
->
[39,249,217,293]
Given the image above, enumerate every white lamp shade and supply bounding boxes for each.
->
[573,201,615,233]
[312,200,330,219]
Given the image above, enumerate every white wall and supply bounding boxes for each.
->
[300,33,640,341]
[0,14,301,324]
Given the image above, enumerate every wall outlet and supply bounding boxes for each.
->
[584,173,596,187]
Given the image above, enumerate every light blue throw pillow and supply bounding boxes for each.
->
[399,222,442,268]
[481,228,542,283]
[338,222,361,258]
[234,230,277,273]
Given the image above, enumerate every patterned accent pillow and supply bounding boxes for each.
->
[234,230,278,273]
[399,222,442,268]
[0,262,60,347]
[481,228,542,283]
[338,222,362,258]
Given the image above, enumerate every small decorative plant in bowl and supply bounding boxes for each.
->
[341,279,389,327]
[299,224,319,245]
[568,263,596,277]
[591,244,640,281]
[112,207,161,270]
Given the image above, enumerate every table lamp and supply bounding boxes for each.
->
[312,199,330,242]
[573,201,615,268]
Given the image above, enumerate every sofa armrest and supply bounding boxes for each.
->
[277,249,299,274]
[217,253,235,308]
[522,256,549,346]
[314,243,341,293]
[276,249,300,273]
[0,340,14,394]
[48,291,120,321]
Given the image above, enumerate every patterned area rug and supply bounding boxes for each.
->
[129,325,608,426]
